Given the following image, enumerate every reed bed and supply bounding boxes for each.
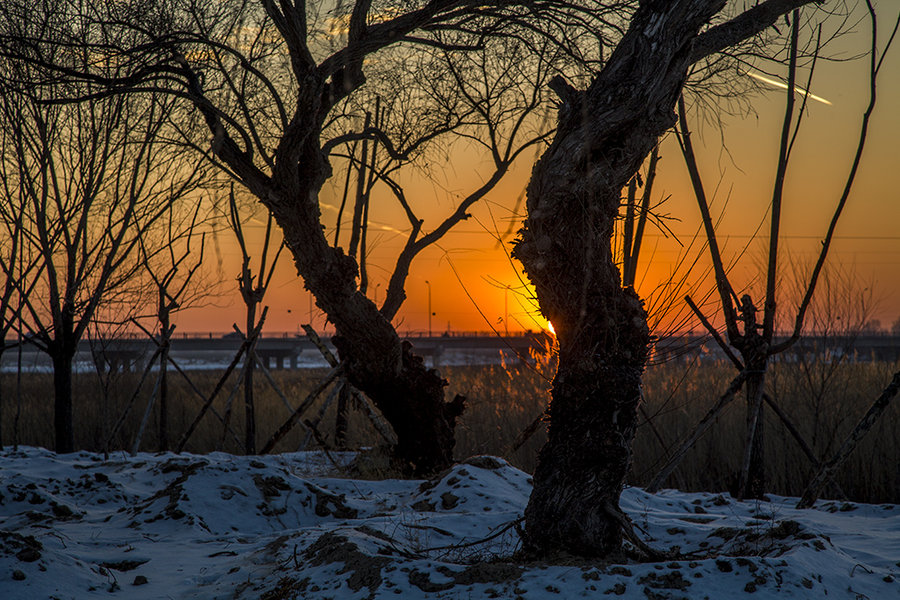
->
[1,353,897,503]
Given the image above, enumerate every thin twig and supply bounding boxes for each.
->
[420,517,525,554]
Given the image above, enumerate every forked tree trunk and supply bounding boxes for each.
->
[514,1,730,557]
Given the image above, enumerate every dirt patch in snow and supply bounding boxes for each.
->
[408,561,522,592]
[0,530,43,563]
[304,482,358,519]
[305,531,390,597]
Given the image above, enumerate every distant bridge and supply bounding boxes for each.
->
[3,331,555,372]
[4,331,896,372]
[652,333,900,364]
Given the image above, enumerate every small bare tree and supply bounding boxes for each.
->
[0,8,206,451]
[226,188,283,454]
[647,3,898,500]
[134,199,211,452]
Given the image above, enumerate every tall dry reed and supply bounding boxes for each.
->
[2,352,897,503]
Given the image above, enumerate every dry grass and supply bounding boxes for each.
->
[633,358,900,503]
[1,352,897,503]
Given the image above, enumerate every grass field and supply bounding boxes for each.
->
[1,351,897,503]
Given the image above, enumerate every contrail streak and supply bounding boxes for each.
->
[746,71,833,106]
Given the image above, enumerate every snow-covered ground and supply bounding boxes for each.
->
[1,447,897,599]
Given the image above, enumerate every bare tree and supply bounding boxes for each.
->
[226,188,283,455]
[0,157,41,448]
[0,7,206,452]
[0,0,623,472]
[134,198,212,451]
[510,0,839,557]
[649,3,898,501]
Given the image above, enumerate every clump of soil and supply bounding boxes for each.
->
[0,531,43,563]
[305,532,389,598]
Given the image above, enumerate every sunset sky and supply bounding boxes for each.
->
[174,8,900,338]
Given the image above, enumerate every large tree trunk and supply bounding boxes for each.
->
[521,307,649,555]
[514,1,729,557]
[252,113,461,476]
[514,139,652,554]
[52,349,75,453]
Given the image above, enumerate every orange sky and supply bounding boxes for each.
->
[174,12,900,337]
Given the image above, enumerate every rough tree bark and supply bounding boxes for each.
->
[238,126,462,474]
[514,0,818,556]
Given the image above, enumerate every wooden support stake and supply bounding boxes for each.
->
[259,364,343,454]
[300,380,342,451]
[504,412,545,457]
[166,354,241,447]
[303,323,397,445]
[762,393,847,500]
[349,388,397,445]
[335,380,350,448]
[797,370,900,509]
[217,357,249,452]
[303,324,338,367]
[176,339,250,452]
[105,345,163,452]
[251,348,295,414]
[131,369,164,456]
[646,370,749,493]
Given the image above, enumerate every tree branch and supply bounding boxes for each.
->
[691,0,823,64]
